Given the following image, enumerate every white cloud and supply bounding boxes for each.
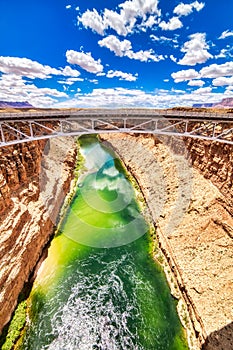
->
[54,86,225,109]
[0,74,67,107]
[104,9,129,36]
[212,76,233,87]
[192,87,212,94]
[57,77,84,85]
[66,5,71,9]
[0,56,61,79]
[225,86,233,91]
[171,68,200,82]
[61,66,80,77]
[140,15,157,29]
[98,35,164,62]
[192,1,205,11]
[115,0,161,34]
[173,1,205,16]
[106,70,137,81]
[200,62,233,78]
[150,34,174,42]
[0,56,81,80]
[178,33,213,66]
[98,35,131,57]
[66,50,103,73]
[215,49,227,59]
[78,9,106,35]
[170,55,177,63]
[126,49,163,62]
[159,17,183,31]
[78,0,160,36]
[89,79,98,84]
[119,0,160,17]
[187,79,205,87]
[219,30,233,40]
[172,62,233,88]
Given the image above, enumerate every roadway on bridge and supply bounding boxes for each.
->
[1,108,233,122]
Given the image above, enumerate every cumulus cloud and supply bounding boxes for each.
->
[178,33,213,66]
[0,73,68,107]
[172,61,233,89]
[66,5,71,9]
[212,76,233,87]
[98,35,131,57]
[106,70,137,81]
[171,68,200,82]
[140,15,157,29]
[78,0,160,36]
[192,86,212,94]
[200,62,233,78]
[0,56,81,80]
[53,86,224,109]
[66,50,103,73]
[98,35,164,62]
[78,9,106,35]
[187,79,205,87]
[62,66,81,77]
[104,9,129,36]
[0,56,61,79]
[219,30,233,39]
[173,1,205,16]
[159,17,183,31]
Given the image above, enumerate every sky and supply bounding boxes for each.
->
[0,0,233,108]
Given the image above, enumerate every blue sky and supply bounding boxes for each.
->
[0,0,233,108]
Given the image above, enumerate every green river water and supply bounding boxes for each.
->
[18,136,189,350]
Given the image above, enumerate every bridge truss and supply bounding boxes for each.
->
[0,109,233,147]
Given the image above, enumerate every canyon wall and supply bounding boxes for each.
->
[0,137,77,333]
[184,139,233,211]
[0,128,232,349]
[100,133,233,350]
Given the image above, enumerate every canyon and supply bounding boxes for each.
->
[0,137,77,333]
[100,133,233,350]
[0,114,232,349]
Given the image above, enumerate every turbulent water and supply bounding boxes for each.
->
[19,136,188,350]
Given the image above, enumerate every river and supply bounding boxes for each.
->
[19,135,188,350]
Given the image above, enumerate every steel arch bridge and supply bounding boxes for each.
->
[0,108,233,147]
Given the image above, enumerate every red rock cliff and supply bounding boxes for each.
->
[0,137,77,333]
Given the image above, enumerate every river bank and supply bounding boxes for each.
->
[100,133,233,350]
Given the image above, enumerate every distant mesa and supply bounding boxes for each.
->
[193,97,233,108]
[0,101,34,108]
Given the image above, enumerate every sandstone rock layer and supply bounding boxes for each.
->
[100,133,233,350]
[0,137,77,333]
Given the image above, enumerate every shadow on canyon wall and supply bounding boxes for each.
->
[202,322,233,350]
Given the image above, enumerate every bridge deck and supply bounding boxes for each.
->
[1,108,233,122]
[0,109,233,147]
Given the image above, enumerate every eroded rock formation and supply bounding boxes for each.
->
[100,133,233,350]
[0,137,77,333]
